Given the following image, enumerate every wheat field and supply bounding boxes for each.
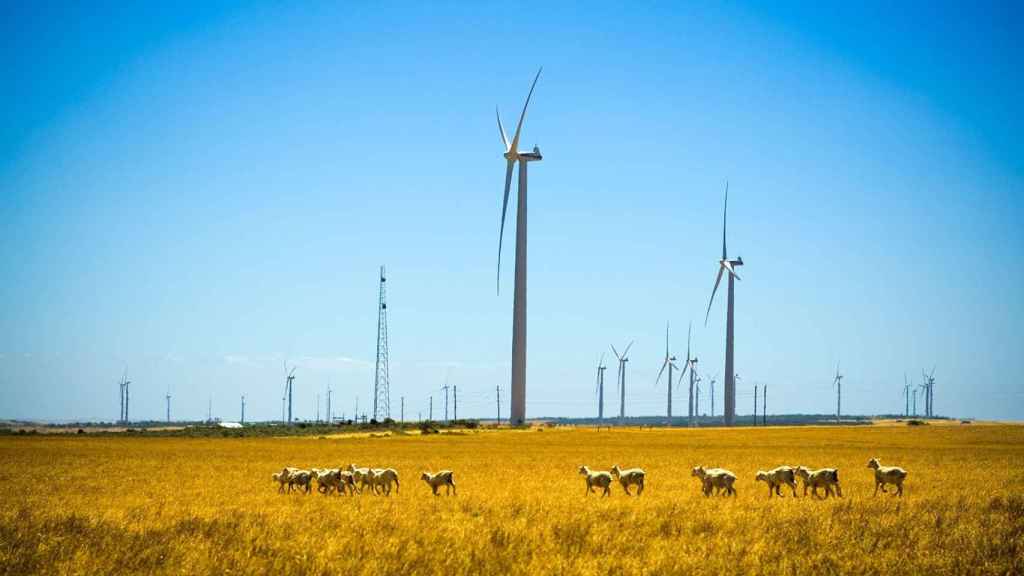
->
[1,424,1022,575]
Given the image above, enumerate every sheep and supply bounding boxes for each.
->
[578,466,613,497]
[867,458,908,497]
[287,470,314,495]
[272,471,290,493]
[691,466,737,497]
[755,466,798,498]
[313,469,343,495]
[420,470,457,496]
[368,468,400,496]
[346,464,374,493]
[337,470,357,496]
[794,466,843,499]
[610,465,646,496]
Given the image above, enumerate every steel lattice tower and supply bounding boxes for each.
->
[373,265,391,420]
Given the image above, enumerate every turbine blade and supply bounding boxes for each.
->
[722,181,729,260]
[687,321,692,362]
[623,340,634,357]
[704,266,725,326]
[509,67,542,154]
[496,106,509,151]
[496,158,515,294]
[655,359,668,388]
[678,361,689,387]
[611,344,620,360]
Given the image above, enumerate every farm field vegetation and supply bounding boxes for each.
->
[1,425,1022,575]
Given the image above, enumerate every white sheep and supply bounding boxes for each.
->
[346,464,373,493]
[421,470,457,496]
[368,468,400,495]
[313,469,343,495]
[867,458,908,497]
[691,466,737,497]
[610,465,646,496]
[578,465,613,497]
[755,466,798,498]
[794,466,842,499]
[337,470,357,496]
[272,471,289,493]
[288,469,314,495]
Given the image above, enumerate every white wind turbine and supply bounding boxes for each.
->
[705,182,743,426]
[611,341,634,421]
[654,322,680,423]
[496,68,543,426]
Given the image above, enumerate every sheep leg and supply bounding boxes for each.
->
[602,485,610,497]
[835,484,843,498]
[789,483,797,497]
[895,482,903,497]
[451,482,456,496]
[638,480,644,495]
[873,483,879,497]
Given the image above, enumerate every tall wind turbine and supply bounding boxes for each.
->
[833,362,843,423]
[705,183,743,426]
[611,341,634,421]
[595,354,607,420]
[903,373,911,417]
[654,323,681,423]
[496,68,543,426]
[165,386,171,423]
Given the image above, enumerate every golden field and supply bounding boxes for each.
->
[1,424,1023,575]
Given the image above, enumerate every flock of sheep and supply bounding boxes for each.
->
[271,458,907,499]
[581,458,907,498]
[272,464,455,496]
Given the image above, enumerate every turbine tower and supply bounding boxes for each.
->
[705,182,743,426]
[496,68,543,426]
[611,341,634,421]
[655,323,680,424]
[833,362,843,423]
[374,265,391,421]
[165,387,171,423]
[904,373,911,417]
[595,354,607,420]
[283,362,296,424]
[922,367,936,417]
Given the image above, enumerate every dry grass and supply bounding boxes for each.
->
[1,425,1022,575]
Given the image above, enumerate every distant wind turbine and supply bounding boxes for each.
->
[705,182,743,426]
[595,353,607,420]
[833,362,843,423]
[654,323,680,423]
[495,68,544,426]
[611,341,634,421]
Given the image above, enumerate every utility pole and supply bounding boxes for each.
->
[762,385,766,426]
[753,385,758,426]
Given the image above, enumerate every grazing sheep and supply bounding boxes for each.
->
[368,468,400,496]
[313,469,343,495]
[867,458,908,497]
[610,465,646,496]
[347,464,373,493]
[794,466,843,499]
[755,466,798,498]
[288,470,314,495]
[272,471,290,493]
[337,471,357,496]
[691,466,737,497]
[421,470,457,496]
[578,466,613,497]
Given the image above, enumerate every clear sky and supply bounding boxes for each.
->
[2,1,1021,423]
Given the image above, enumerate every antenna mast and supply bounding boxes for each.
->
[373,265,391,421]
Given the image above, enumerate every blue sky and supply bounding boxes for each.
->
[1,1,1021,422]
